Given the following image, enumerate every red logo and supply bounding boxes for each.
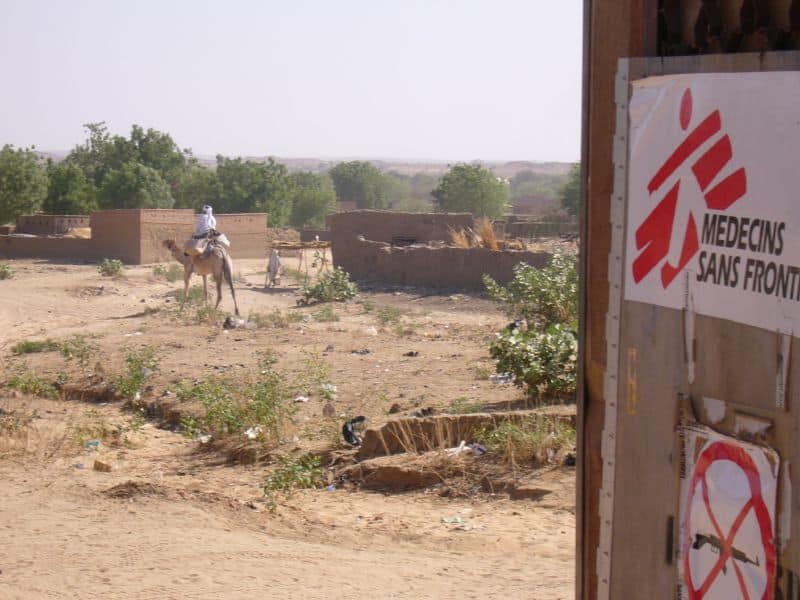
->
[632,88,748,288]
[682,440,776,599]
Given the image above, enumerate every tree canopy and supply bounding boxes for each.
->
[559,163,580,217]
[431,163,508,218]
[0,145,48,224]
[329,161,389,209]
[43,161,98,215]
[98,162,174,209]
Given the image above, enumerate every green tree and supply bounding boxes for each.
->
[0,145,48,224]
[43,161,98,214]
[288,172,337,228]
[173,163,221,209]
[215,156,294,225]
[431,163,508,217]
[559,163,581,217]
[329,161,389,209]
[67,122,186,190]
[98,161,174,209]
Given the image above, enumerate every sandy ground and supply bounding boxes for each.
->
[0,256,575,599]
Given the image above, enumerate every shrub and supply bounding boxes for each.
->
[313,305,339,322]
[97,258,124,277]
[248,309,305,329]
[489,323,577,396]
[113,346,159,399]
[476,415,575,467]
[263,454,324,509]
[483,253,578,329]
[0,264,13,280]
[152,264,182,281]
[11,339,61,355]
[297,267,358,305]
[59,335,97,371]
[6,371,57,398]
[174,354,296,442]
[484,252,578,399]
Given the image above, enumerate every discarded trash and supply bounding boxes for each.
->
[489,373,514,384]
[73,463,85,470]
[470,443,487,456]
[123,331,143,337]
[84,440,101,451]
[410,407,435,418]
[244,426,262,440]
[342,415,367,446]
[293,395,310,403]
[322,403,336,418]
[441,516,465,525]
[320,383,337,395]
[197,433,212,444]
[223,316,245,330]
[403,350,419,357]
[445,441,487,457]
[365,326,378,336]
[325,484,336,491]
[351,348,372,355]
[93,459,113,473]
[445,441,469,456]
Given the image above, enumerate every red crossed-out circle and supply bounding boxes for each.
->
[682,441,776,599]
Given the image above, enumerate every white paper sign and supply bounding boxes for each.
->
[625,72,800,334]
[678,425,779,599]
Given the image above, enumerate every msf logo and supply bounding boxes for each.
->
[632,88,747,288]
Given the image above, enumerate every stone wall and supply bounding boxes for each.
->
[16,215,90,235]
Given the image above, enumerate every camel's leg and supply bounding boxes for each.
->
[202,274,208,304]
[181,263,194,312]
[215,274,223,310]
[222,254,240,316]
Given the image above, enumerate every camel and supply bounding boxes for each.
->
[162,239,240,316]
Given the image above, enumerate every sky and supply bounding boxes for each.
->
[0,0,583,163]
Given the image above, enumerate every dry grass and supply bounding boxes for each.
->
[476,218,500,250]
[448,220,500,251]
[448,226,471,249]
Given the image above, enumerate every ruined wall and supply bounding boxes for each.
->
[90,210,143,263]
[338,238,549,290]
[16,215,89,235]
[0,236,97,260]
[329,210,473,246]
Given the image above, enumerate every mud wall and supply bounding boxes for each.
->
[137,209,194,264]
[90,210,143,263]
[338,238,549,290]
[0,236,97,260]
[329,210,473,247]
[215,213,268,260]
[16,215,90,235]
[300,228,331,242]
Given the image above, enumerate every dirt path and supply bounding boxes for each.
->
[0,257,575,599]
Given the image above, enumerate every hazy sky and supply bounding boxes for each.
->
[1,1,582,162]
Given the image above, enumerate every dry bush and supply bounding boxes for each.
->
[448,226,472,249]
[476,218,500,250]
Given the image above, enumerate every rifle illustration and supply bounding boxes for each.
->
[693,533,760,573]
